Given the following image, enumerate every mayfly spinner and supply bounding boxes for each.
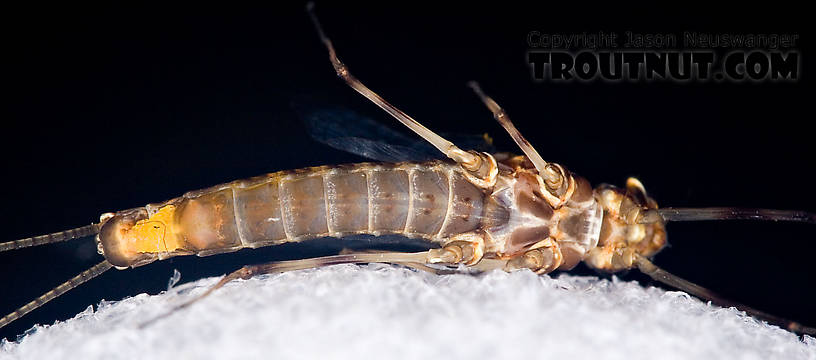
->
[1,4,814,336]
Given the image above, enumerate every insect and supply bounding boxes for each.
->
[1,4,816,338]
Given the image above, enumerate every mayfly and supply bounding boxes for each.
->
[1,4,814,337]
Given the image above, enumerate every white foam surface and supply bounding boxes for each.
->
[2,264,814,360]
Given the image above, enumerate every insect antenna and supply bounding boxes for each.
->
[0,223,101,253]
[0,260,113,329]
[633,255,816,336]
[639,207,815,224]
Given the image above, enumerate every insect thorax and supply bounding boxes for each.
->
[480,156,603,271]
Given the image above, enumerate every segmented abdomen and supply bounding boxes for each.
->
[170,161,486,257]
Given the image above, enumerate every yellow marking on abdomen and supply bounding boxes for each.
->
[125,205,183,253]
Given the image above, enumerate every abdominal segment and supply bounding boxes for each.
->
[104,161,490,267]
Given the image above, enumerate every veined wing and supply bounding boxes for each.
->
[294,101,494,163]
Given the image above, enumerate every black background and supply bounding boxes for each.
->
[1,4,813,341]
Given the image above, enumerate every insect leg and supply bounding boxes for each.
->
[337,248,460,275]
[140,250,458,327]
[143,240,558,328]
[427,232,486,266]
[634,254,816,336]
[467,81,571,204]
[467,243,564,275]
[512,246,564,274]
[306,4,496,186]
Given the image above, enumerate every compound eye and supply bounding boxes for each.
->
[625,177,648,206]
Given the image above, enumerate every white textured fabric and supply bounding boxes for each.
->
[2,264,814,360]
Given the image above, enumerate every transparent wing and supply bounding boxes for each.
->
[302,107,432,162]
[294,100,494,162]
